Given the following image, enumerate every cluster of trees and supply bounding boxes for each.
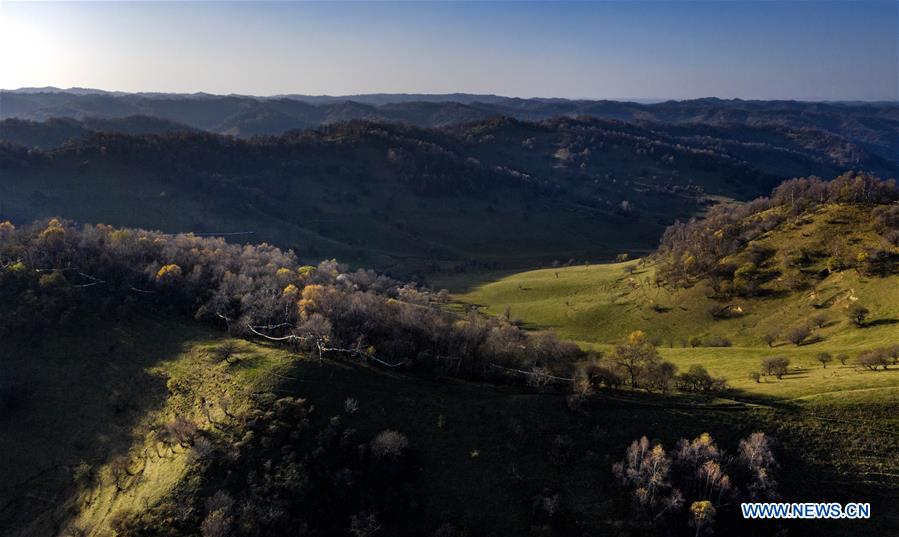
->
[576,331,726,395]
[657,172,898,289]
[759,303,874,350]
[614,432,777,535]
[0,218,581,382]
[749,345,897,382]
[856,346,899,371]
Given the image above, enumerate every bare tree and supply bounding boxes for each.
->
[761,357,790,379]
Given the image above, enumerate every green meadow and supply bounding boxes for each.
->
[448,203,899,406]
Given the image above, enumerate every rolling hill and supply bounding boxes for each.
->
[2,209,897,537]
[2,116,892,276]
[451,173,899,401]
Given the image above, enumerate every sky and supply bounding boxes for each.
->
[1,1,897,101]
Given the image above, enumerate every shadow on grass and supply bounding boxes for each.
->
[864,318,899,327]
[0,311,213,535]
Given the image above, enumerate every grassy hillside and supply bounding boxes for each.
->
[0,314,297,536]
[3,316,897,537]
[451,203,899,403]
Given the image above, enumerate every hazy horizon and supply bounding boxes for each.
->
[1,1,896,101]
[4,85,899,104]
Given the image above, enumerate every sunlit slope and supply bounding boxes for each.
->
[0,316,298,537]
[455,204,899,402]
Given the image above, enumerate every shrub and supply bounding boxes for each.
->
[344,397,359,415]
[212,342,241,363]
[370,430,409,459]
[706,336,732,347]
[584,363,623,390]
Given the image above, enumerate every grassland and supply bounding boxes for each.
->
[450,204,899,404]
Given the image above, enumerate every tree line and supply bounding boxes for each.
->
[657,172,898,289]
[0,218,580,383]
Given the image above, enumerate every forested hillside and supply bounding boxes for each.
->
[3,90,897,164]
[2,116,891,275]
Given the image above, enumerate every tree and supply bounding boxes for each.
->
[810,313,829,328]
[298,313,333,365]
[847,304,869,327]
[643,361,678,393]
[761,332,777,347]
[614,432,779,533]
[889,345,899,366]
[584,363,623,390]
[689,501,716,537]
[678,365,726,393]
[201,492,234,537]
[612,436,683,520]
[761,357,790,379]
[857,350,889,371]
[610,331,661,388]
[738,432,777,499]
[785,325,811,346]
[836,354,849,366]
[155,263,183,284]
[816,352,833,368]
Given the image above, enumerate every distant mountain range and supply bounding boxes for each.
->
[2,88,897,163]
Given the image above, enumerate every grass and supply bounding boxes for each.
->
[451,205,899,404]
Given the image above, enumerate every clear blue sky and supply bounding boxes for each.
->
[1,1,896,100]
